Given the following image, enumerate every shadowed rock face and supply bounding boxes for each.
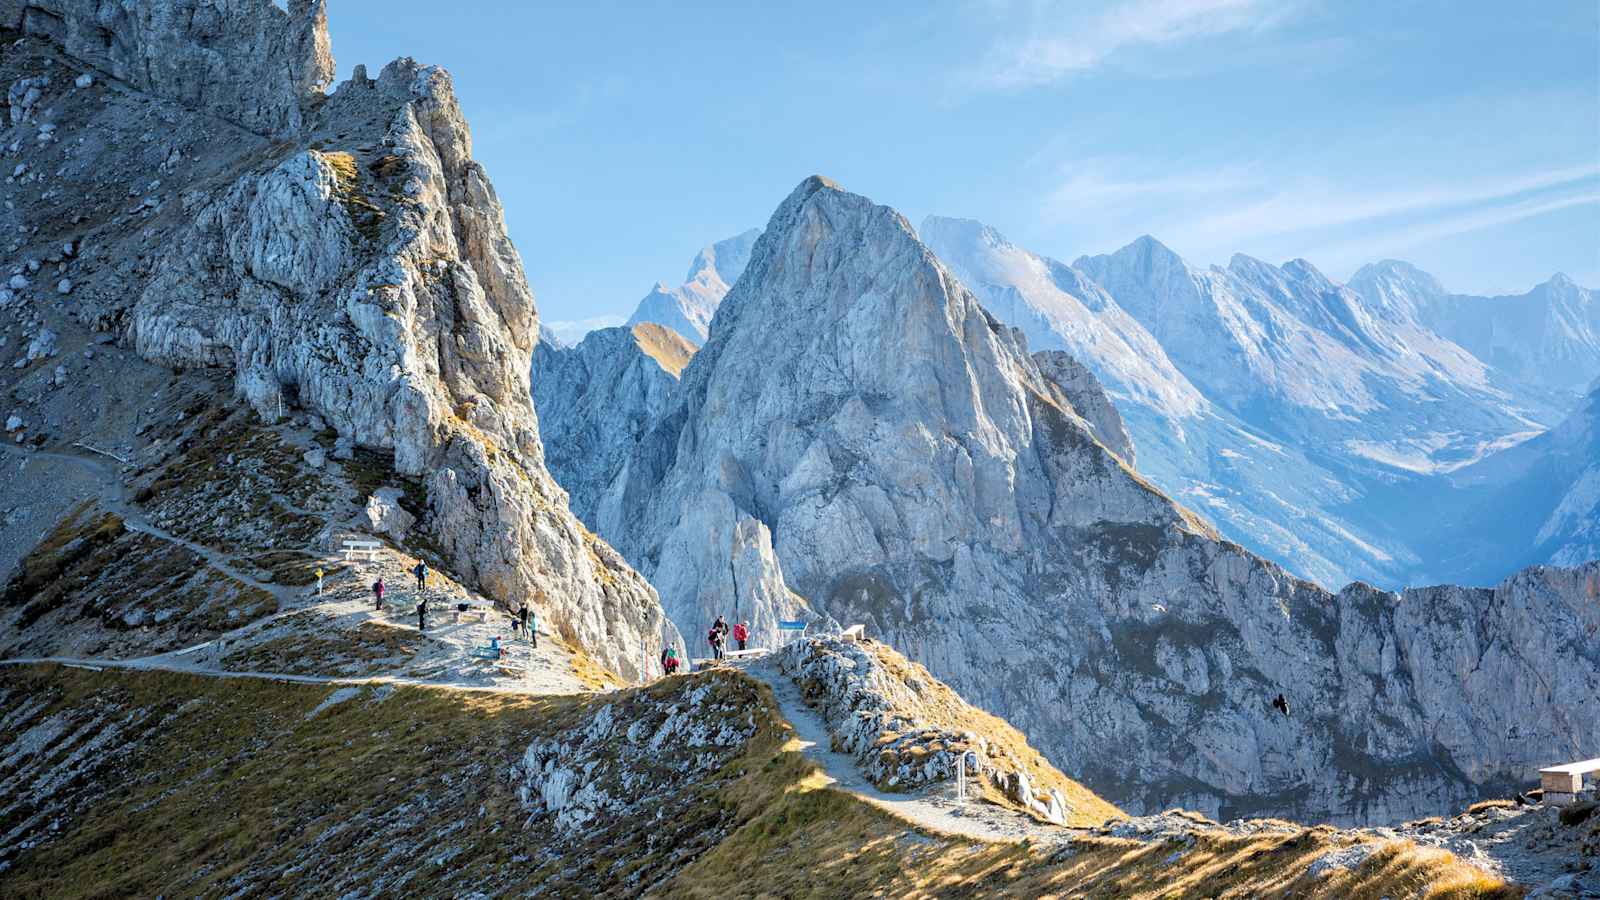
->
[531,324,691,528]
[581,176,1600,824]
[10,1,674,678]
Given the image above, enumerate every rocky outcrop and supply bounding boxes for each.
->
[585,176,1600,824]
[6,2,673,678]
[1032,350,1134,465]
[531,323,690,527]
[0,0,334,137]
[625,228,760,343]
[772,636,1118,826]
[513,674,762,835]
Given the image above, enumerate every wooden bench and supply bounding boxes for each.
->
[1540,757,1600,803]
[342,539,382,562]
[724,648,767,660]
[841,624,865,643]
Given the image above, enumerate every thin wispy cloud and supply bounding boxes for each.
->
[984,0,1301,88]
[1040,155,1599,271]
[545,314,626,345]
[1170,163,1600,246]
[1310,189,1600,274]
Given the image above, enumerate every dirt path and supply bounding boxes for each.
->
[736,655,1069,845]
[0,442,296,602]
[0,654,558,693]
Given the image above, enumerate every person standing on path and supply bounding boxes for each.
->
[372,576,385,611]
[528,607,538,649]
[416,596,428,632]
[314,567,324,596]
[733,621,749,652]
[413,560,428,591]
[518,604,530,641]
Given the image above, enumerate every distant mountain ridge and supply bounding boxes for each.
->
[624,228,762,343]
[531,176,1600,825]
[922,217,1593,589]
[1348,261,1600,403]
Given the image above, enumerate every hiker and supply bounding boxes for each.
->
[712,615,728,640]
[372,576,385,610]
[663,647,680,676]
[314,566,324,596]
[733,621,749,652]
[413,560,428,591]
[417,596,428,631]
[528,607,538,649]
[1272,693,1290,717]
[708,625,724,662]
[518,604,530,641]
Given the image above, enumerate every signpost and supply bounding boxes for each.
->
[956,750,979,803]
[776,620,807,645]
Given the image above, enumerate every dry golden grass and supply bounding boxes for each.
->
[1466,799,1518,814]
[631,322,698,376]
[661,810,1518,899]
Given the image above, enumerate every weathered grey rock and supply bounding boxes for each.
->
[302,446,325,469]
[24,328,54,361]
[4,415,21,432]
[362,487,414,540]
[0,0,334,137]
[587,176,1600,824]
[1033,349,1135,465]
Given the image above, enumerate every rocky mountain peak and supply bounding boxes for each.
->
[685,227,761,287]
[626,229,762,344]
[536,177,1600,824]
[0,0,675,679]
[1350,259,1449,298]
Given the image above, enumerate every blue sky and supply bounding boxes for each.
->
[328,1,1599,341]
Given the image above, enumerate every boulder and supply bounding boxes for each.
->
[363,487,415,540]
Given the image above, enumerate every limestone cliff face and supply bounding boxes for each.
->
[15,1,672,678]
[531,323,691,528]
[583,176,1600,823]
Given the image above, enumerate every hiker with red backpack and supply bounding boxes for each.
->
[732,621,749,651]
[372,576,385,611]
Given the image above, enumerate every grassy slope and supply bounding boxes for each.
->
[665,797,1518,899]
[0,666,787,898]
[0,665,1515,900]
